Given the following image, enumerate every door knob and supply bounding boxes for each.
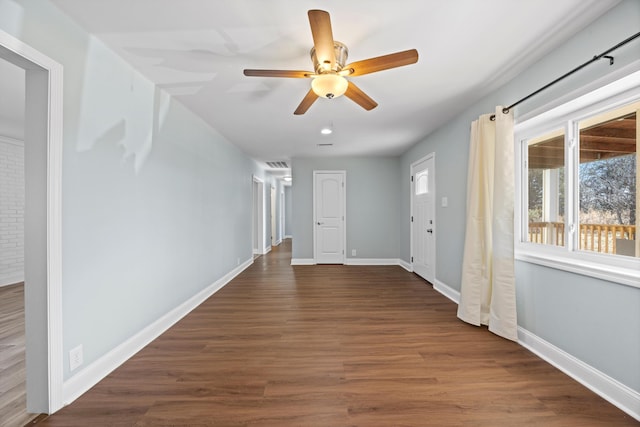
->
[317,222,324,225]
[427,228,433,234]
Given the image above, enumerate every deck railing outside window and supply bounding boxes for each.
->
[528,222,636,255]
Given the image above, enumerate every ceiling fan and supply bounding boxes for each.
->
[243,9,419,115]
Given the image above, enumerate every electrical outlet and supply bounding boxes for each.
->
[69,344,83,371]
[351,249,356,256]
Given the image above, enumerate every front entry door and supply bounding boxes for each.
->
[314,171,345,264]
[412,155,435,282]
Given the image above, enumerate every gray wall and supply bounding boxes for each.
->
[292,156,401,260]
[0,0,269,382]
[400,0,640,393]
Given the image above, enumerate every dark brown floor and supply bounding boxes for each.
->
[34,240,637,426]
[0,282,38,427]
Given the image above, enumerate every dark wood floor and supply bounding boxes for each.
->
[0,283,37,427]
[34,240,637,426]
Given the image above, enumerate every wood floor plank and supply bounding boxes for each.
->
[32,241,638,426]
[0,282,39,427]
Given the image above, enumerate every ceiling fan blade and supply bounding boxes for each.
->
[244,69,312,78]
[345,81,378,111]
[294,89,319,115]
[308,10,336,70]
[344,49,418,77]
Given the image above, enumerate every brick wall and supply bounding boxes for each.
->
[0,136,24,287]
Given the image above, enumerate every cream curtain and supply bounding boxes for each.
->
[457,106,517,341]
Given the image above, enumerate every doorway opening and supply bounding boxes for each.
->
[0,30,64,414]
[252,176,264,257]
[270,186,276,247]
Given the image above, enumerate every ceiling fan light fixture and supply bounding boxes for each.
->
[311,73,348,99]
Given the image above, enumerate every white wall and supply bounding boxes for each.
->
[0,136,24,286]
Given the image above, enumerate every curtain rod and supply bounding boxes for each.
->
[490,31,640,121]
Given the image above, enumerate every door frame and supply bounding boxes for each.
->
[313,170,346,264]
[0,30,64,413]
[280,189,285,241]
[252,175,264,255]
[270,185,276,246]
[410,153,436,282]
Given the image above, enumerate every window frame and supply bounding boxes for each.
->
[514,70,640,288]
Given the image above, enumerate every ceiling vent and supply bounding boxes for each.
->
[317,143,333,147]
[266,161,289,168]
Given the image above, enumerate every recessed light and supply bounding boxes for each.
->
[320,127,332,135]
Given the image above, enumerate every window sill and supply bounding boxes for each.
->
[515,245,640,289]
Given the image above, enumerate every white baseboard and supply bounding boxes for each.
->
[398,259,412,272]
[431,278,639,421]
[433,279,460,304]
[290,258,314,265]
[273,239,282,246]
[283,235,292,239]
[263,245,271,255]
[518,327,640,421]
[62,257,254,406]
[0,275,24,287]
[291,258,415,270]
[345,258,403,266]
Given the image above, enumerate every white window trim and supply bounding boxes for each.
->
[515,69,640,289]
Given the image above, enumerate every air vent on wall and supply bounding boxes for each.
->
[266,161,289,168]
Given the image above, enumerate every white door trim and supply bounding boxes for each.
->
[0,30,64,413]
[410,153,436,282]
[252,175,265,255]
[313,170,346,264]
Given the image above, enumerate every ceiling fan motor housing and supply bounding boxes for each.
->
[311,41,349,74]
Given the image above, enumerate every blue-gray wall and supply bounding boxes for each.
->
[0,0,272,383]
[291,156,401,260]
[400,0,640,393]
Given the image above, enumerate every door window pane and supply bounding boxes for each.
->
[526,129,565,246]
[415,170,428,195]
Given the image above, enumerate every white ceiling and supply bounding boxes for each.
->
[3,1,621,170]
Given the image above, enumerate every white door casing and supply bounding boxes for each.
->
[252,176,264,255]
[313,171,345,264]
[0,30,64,413]
[411,154,436,282]
[270,186,276,246]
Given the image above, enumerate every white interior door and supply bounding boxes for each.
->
[314,171,345,264]
[252,176,264,255]
[412,155,435,282]
[270,186,276,246]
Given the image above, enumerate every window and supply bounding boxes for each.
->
[415,169,428,195]
[515,71,640,288]
[526,128,565,246]
[578,110,636,256]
